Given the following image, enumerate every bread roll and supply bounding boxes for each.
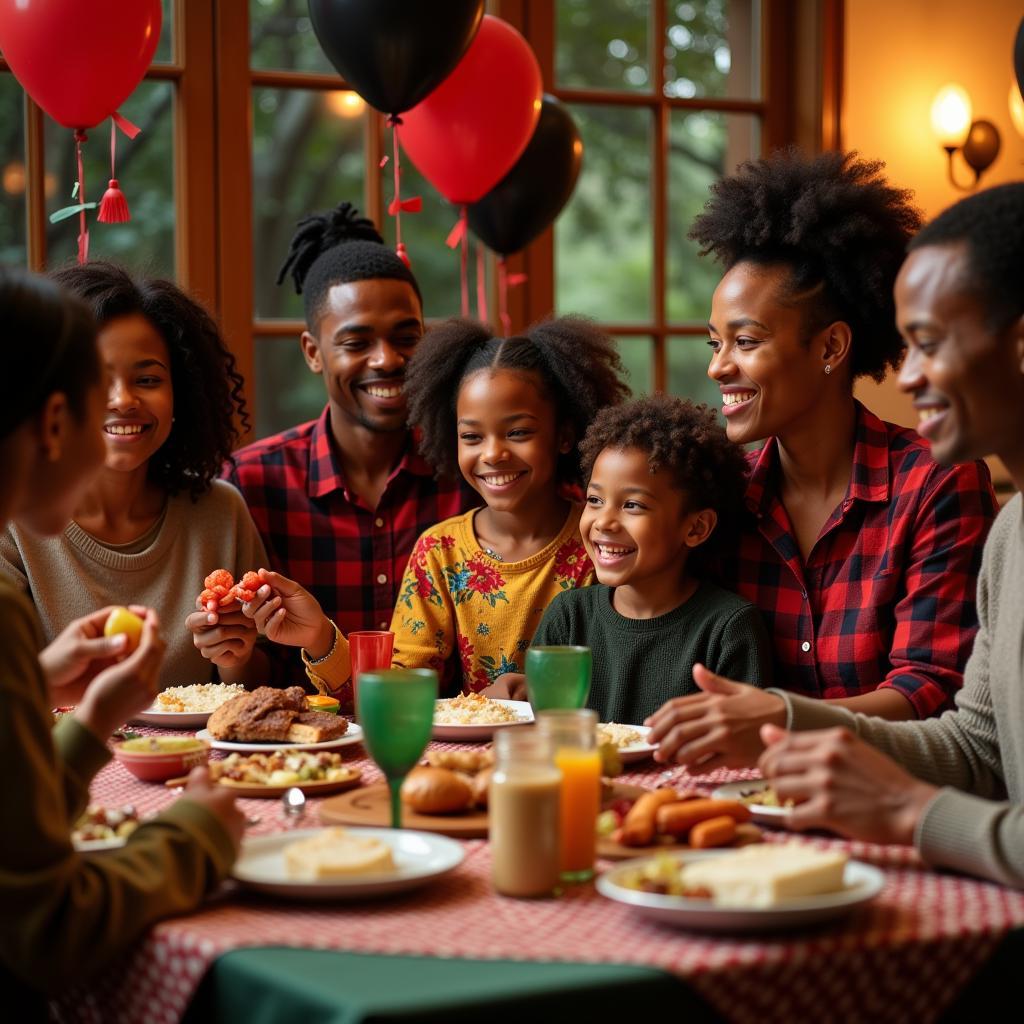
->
[400,766,474,814]
[472,766,493,809]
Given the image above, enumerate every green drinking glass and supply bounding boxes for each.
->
[357,668,437,829]
[525,646,592,713]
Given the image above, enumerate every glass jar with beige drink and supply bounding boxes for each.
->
[490,728,562,898]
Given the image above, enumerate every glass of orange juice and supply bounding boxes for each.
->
[536,709,600,883]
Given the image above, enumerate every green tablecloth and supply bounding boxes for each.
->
[183,947,720,1023]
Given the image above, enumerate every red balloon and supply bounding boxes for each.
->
[0,0,161,129]
[400,16,542,205]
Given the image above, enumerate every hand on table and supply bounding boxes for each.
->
[180,765,245,852]
[186,601,259,669]
[482,672,527,701]
[241,568,335,659]
[74,610,166,740]
[645,664,786,772]
[39,604,146,704]
[758,723,938,846]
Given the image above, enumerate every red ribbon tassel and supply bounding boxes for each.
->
[387,114,421,268]
[74,129,89,263]
[446,208,470,317]
[98,112,142,224]
[497,258,528,337]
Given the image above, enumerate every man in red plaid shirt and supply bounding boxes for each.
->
[648,151,997,770]
[223,204,475,695]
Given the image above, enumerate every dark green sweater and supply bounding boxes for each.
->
[532,582,772,724]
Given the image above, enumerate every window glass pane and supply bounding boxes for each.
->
[253,337,326,439]
[378,156,462,319]
[664,1,761,100]
[154,0,175,64]
[667,110,759,323]
[45,80,176,275]
[557,0,651,92]
[556,104,652,322]
[666,335,721,412]
[614,336,653,395]
[0,76,27,264]
[251,0,334,74]
[252,88,365,319]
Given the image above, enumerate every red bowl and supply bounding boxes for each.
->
[113,738,209,782]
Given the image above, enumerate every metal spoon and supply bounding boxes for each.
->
[281,786,307,827]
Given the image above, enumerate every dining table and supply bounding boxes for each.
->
[52,723,1024,1024]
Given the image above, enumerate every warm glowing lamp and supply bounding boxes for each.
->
[932,84,1001,190]
[1010,81,1024,140]
[2,161,26,196]
[326,91,366,118]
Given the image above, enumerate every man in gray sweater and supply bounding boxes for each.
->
[756,183,1024,888]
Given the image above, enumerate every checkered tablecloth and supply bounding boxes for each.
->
[53,734,1024,1024]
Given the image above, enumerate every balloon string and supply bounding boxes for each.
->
[475,242,488,324]
[460,206,469,317]
[74,129,89,264]
[391,118,403,254]
[109,120,117,178]
[498,258,510,337]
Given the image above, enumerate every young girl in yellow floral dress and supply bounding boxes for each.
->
[242,317,628,699]
[390,317,629,695]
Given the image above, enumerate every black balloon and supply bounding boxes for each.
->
[308,0,484,115]
[468,96,583,257]
[1015,16,1024,100]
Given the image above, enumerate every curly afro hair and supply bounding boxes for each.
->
[405,316,630,484]
[50,261,249,502]
[579,394,749,556]
[909,182,1024,330]
[277,200,422,330]
[689,149,922,383]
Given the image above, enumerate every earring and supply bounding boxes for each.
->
[824,364,832,375]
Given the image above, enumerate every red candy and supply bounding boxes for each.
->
[204,569,234,592]
[231,570,261,604]
[199,568,264,612]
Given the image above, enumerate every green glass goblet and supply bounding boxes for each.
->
[357,668,437,829]
[525,646,592,712]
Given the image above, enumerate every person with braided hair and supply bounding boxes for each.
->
[647,150,998,773]
[0,261,270,686]
[223,202,475,707]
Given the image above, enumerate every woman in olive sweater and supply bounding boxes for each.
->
[0,269,243,1010]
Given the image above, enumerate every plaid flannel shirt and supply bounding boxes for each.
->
[223,407,477,683]
[723,403,997,718]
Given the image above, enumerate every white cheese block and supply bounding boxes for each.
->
[680,843,848,907]
[284,827,395,880]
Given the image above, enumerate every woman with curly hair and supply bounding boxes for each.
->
[513,394,772,724]
[648,150,998,771]
[0,262,269,684]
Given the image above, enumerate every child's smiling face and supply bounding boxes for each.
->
[456,368,571,513]
[581,446,714,596]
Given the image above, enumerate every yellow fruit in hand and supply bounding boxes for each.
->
[104,606,144,653]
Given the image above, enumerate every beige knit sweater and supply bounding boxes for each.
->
[0,480,268,685]
[773,493,1024,888]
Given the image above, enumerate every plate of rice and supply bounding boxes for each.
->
[432,695,533,742]
[597,723,658,764]
[132,682,246,728]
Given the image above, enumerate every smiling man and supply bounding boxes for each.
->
[757,183,1024,887]
[224,203,474,700]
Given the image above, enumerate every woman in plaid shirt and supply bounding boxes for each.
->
[647,150,997,772]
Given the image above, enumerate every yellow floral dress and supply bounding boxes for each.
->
[390,506,593,696]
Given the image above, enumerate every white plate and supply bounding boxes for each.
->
[73,835,127,854]
[597,850,884,932]
[602,724,658,764]
[131,709,212,729]
[712,779,789,822]
[432,699,534,742]
[232,827,465,899]
[196,723,364,753]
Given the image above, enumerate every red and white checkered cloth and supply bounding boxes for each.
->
[54,739,1024,1024]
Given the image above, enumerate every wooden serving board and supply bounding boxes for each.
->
[164,770,362,799]
[319,784,489,838]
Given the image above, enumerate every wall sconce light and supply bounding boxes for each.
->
[931,84,1001,190]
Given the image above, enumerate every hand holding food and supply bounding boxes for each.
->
[181,765,246,851]
[74,609,167,741]
[186,606,260,669]
[39,605,148,702]
[758,723,939,846]
[645,664,787,772]
[240,568,335,655]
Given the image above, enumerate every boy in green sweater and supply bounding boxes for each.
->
[527,395,771,723]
